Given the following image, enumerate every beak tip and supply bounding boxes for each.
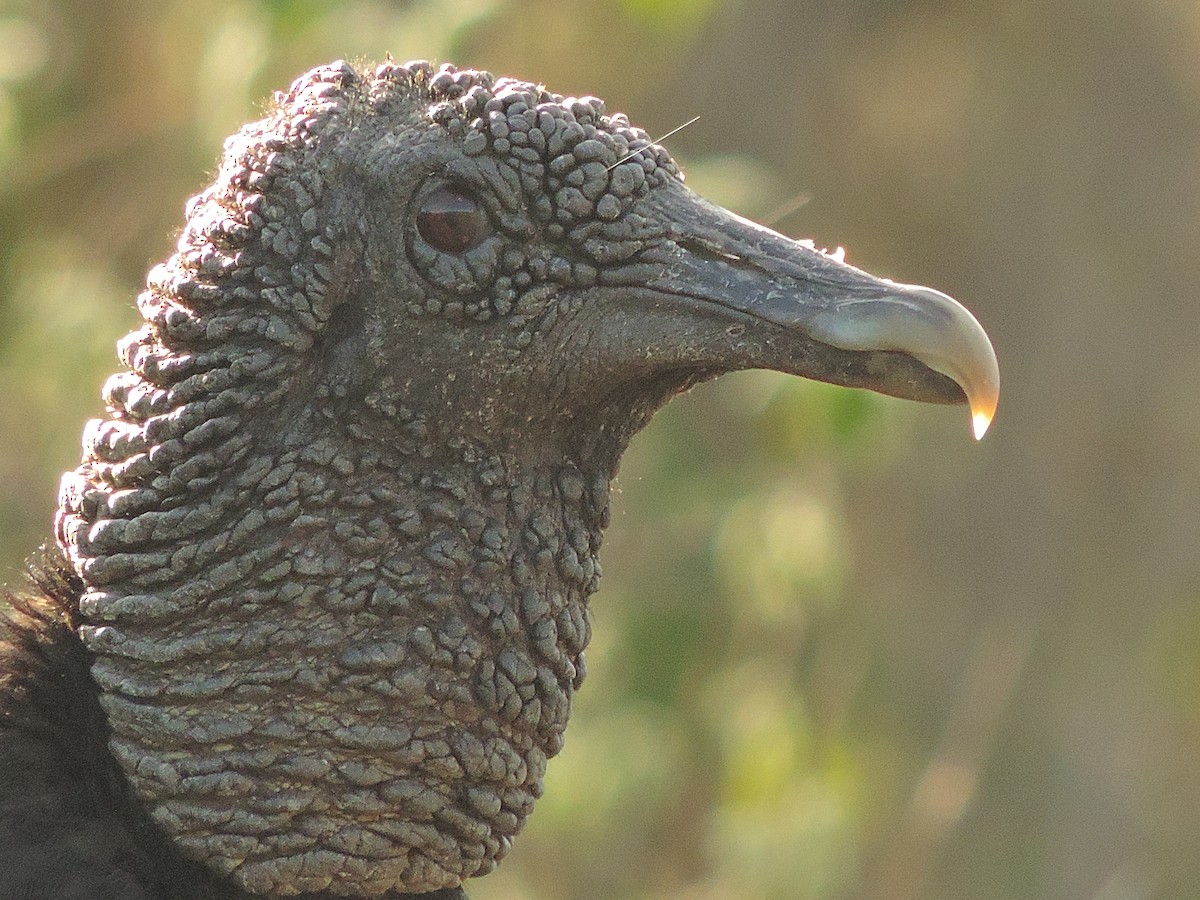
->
[967,360,999,441]
[972,409,993,441]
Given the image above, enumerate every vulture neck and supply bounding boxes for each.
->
[64,410,621,894]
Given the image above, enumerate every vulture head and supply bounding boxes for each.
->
[20,60,997,897]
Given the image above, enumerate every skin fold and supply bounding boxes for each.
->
[1,60,997,898]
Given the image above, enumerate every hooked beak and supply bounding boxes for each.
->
[642,184,999,438]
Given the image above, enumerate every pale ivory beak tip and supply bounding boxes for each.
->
[972,408,993,441]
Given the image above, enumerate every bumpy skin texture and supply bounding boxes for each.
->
[50,60,681,896]
[4,56,988,899]
[0,551,468,899]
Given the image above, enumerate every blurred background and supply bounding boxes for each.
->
[1,1,1196,897]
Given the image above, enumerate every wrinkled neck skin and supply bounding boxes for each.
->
[51,58,697,896]
[58,385,625,895]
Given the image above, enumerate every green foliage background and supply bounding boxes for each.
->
[2,1,1198,898]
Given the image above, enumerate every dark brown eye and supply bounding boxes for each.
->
[416,186,492,253]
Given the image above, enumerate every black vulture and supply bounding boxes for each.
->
[0,60,998,899]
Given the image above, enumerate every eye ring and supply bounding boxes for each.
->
[416,185,493,254]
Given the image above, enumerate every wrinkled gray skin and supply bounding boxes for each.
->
[52,60,986,896]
